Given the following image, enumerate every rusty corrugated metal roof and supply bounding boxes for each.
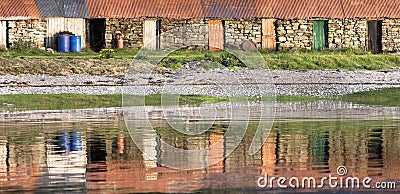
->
[158,0,204,18]
[2,0,400,19]
[273,0,345,19]
[377,0,400,18]
[0,0,40,19]
[342,0,378,18]
[86,0,203,19]
[201,0,258,19]
[256,0,274,18]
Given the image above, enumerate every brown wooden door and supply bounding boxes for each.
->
[262,19,276,50]
[367,20,382,54]
[209,20,224,51]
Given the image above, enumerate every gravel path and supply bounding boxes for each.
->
[0,70,399,97]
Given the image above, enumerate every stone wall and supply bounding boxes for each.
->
[224,19,262,49]
[160,19,208,50]
[382,19,400,52]
[276,19,313,50]
[328,19,367,50]
[105,18,143,48]
[7,19,46,48]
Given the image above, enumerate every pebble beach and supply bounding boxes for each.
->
[0,69,399,97]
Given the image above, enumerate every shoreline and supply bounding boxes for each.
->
[0,69,399,97]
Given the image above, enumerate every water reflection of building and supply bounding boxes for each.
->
[0,138,7,182]
[1,116,399,192]
[0,134,46,191]
[40,132,87,192]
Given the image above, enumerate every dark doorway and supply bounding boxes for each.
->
[367,20,383,54]
[90,19,106,52]
[312,20,328,51]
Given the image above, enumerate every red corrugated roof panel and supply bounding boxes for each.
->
[1,0,399,19]
[377,0,400,18]
[86,0,203,19]
[0,0,40,19]
[256,0,274,18]
[342,0,379,18]
[273,0,344,19]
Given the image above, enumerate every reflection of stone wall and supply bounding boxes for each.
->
[105,18,143,48]
[7,19,47,48]
[224,19,262,49]
[160,19,208,50]
[382,19,400,52]
[276,19,313,50]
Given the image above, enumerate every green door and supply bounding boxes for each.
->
[312,20,327,51]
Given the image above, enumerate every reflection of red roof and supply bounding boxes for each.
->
[0,0,40,19]
[86,161,205,193]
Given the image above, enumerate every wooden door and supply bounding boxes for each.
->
[209,20,224,51]
[0,21,6,48]
[262,19,276,50]
[312,20,328,51]
[143,20,160,50]
[367,20,382,54]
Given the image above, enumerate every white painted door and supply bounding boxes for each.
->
[0,21,6,48]
[143,20,159,50]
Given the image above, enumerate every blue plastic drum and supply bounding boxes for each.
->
[70,36,82,52]
[58,35,70,52]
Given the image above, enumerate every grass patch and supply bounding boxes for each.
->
[1,48,399,75]
[0,94,122,110]
[0,94,231,110]
[260,49,400,70]
[0,93,326,111]
[339,87,400,106]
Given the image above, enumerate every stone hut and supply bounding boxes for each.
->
[0,0,45,48]
[1,0,400,53]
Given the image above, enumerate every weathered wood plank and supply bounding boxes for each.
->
[143,20,159,50]
[262,19,276,50]
[46,17,86,49]
[0,21,7,48]
[209,20,224,51]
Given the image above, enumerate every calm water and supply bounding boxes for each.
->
[0,101,399,193]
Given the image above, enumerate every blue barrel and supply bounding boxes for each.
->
[70,36,82,52]
[58,35,70,52]
[70,132,83,152]
[58,132,70,153]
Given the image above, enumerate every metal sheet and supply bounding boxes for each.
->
[201,0,258,19]
[0,0,40,19]
[35,0,89,18]
[273,0,345,19]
